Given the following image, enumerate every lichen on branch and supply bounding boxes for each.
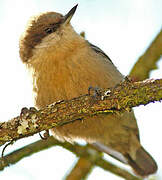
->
[0,78,162,146]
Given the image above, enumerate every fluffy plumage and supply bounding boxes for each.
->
[19,6,157,176]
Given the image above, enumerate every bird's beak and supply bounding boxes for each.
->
[63,4,78,25]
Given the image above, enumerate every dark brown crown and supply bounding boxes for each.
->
[19,12,63,62]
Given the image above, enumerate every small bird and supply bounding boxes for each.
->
[19,5,157,176]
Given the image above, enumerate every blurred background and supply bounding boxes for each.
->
[0,0,161,179]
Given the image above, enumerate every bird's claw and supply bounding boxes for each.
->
[88,86,102,105]
[39,130,50,140]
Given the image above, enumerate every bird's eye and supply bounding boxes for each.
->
[44,27,53,34]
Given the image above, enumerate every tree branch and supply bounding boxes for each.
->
[65,157,95,180]
[0,136,141,180]
[0,78,161,146]
[130,30,162,81]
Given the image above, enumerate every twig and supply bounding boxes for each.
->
[65,157,94,180]
[0,136,141,180]
[130,30,162,80]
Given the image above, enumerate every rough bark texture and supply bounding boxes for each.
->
[0,78,162,146]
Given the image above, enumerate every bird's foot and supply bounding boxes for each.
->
[88,86,102,104]
[39,130,50,140]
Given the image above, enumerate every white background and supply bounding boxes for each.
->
[0,0,161,179]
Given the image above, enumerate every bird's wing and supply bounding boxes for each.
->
[88,42,113,64]
[93,142,128,164]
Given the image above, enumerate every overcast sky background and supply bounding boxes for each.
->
[0,0,161,179]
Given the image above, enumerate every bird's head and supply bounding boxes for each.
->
[19,5,78,63]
